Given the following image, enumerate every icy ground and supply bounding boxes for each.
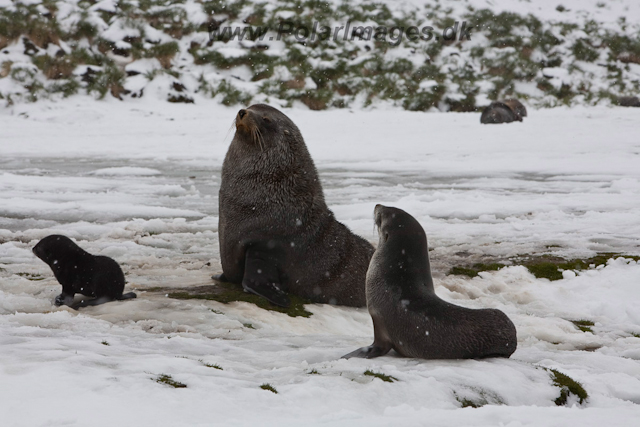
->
[1,98,640,426]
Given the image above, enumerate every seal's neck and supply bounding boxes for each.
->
[380,232,435,295]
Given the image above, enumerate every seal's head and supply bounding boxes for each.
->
[33,235,85,266]
[374,204,425,246]
[234,104,300,151]
[502,98,527,118]
[372,204,433,290]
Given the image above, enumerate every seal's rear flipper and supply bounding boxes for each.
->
[211,273,228,282]
[117,292,137,300]
[341,344,391,359]
[72,296,115,309]
[242,246,290,308]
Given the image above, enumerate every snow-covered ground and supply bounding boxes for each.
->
[1,97,640,425]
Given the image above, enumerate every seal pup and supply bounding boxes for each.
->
[33,235,136,308]
[343,205,517,360]
[216,104,374,308]
[480,100,525,124]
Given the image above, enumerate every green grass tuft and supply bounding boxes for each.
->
[364,370,398,383]
[260,383,277,394]
[155,374,187,388]
[199,360,223,370]
[456,396,481,408]
[449,253,640,281]
[570,320,595,333]
[453,388,505,408]
[308,369,319,375]
[525,253,640,281]
[101,340,109,346]
[526,262,564,281]
[548,369,588,405]
[448,263,505,278]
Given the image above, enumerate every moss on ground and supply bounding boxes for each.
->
[155,374,187,388]
[570,320,595,333]
[260,383,277,394]
[524,253,640,281]
[448,253,639,281]
[456,395,481,408]
[150,281,313,318]
[364,370,398,383]
[547,368,588,405]
[453,388,505,408]
[448,263,506,278]
[200,360,223,370]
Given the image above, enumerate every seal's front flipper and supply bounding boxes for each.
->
[211,273,228,282]
[343,316,393,359]
[242,246,290,308]
[341,344,391,359]
[54,293,74,307]
[116,292,137,300]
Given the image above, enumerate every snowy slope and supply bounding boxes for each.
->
[1,0,640,108]
[1,97,640,425]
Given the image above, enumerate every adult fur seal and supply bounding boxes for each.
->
[33,235,136,308]
[480,99,526,124]
[343,205,517,359]
[617,96,640,107]
[216,104,374,308]
[502,98,527,118]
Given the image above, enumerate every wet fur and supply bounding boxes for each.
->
[218,104,374,307]
[617,96,640,107]
[343,205,517,360]
[480,100,526,124]
[33,235,136,309]
[502,99,527,118]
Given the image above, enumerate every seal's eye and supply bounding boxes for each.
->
[263,117,270,122]
[385,233,389,242]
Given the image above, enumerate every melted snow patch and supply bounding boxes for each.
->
[90,167,162,176]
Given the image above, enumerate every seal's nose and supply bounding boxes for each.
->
[238,109,247,119]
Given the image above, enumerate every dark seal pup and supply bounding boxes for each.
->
[216,104,374,308]
[343,205,517,360]
[480,99,526,124]
[33,235,136,308]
